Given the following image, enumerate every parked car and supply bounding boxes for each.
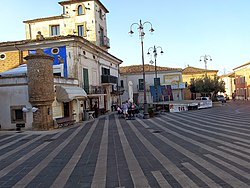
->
[195,97,212,109]
[195,97,210,101]
[216,95,226,103]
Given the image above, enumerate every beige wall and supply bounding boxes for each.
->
[24,1,108,49]
[182,71,217,85]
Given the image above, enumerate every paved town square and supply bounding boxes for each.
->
[1,101,250,188]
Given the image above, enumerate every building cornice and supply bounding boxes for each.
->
[233,61,250,71]
[58,0,109,13]
[0,35,122,64]
[23,15,64,24]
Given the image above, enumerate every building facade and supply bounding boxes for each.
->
[233,61,250,100]
[119,64,184,105]
[219,72,235,99]
[182,66,218,99]
[23,0,110,50]
[0,0,122,130]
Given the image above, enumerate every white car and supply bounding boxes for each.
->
[195,97,212,109]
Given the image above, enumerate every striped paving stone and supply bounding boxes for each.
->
[0,101,249,187]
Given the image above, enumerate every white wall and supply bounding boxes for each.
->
[0,84,33,130]
[120,70,183,104]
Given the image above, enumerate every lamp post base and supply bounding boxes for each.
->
[143,113,149,119]
[143,102,149,119]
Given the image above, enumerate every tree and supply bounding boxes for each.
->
[188,75,225,100]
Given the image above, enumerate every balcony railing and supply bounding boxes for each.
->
[100,36,110,48]
[83,85,106,95]
[111,85,125,95]
[101,75,118,84]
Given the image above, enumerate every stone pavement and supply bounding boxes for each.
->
[1,101,250,187]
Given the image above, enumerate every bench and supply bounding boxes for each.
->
[55,117,76,128]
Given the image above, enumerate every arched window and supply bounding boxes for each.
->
[77,5,83,15]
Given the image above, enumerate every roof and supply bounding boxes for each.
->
[233,61,250,71]
[0,64,27,76]
[182,66,218,74]
[23,15,63,24]
[120,64,182,74]
[219,72,235,78]
[58,0,109,13]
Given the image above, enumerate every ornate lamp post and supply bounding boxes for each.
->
[200,54,212,77]
[129,20,154,119]
[147,46,163,102]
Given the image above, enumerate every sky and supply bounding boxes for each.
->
[1,0,250,75]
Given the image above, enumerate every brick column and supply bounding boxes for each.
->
[24,49,54,130]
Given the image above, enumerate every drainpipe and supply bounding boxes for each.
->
[28,23,32,39]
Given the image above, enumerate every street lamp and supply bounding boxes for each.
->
[200,54,212,76]
[147,45,164,102]
[129,20,154,119]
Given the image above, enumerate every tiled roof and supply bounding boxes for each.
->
[23,16,63,23]
[120,64,182,74]
[182,66,218,74]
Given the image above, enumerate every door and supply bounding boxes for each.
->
[63,102,70,117]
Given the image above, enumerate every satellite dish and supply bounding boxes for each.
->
[22,107,29,113]
[32,107,38,112]
[149,60,154,64]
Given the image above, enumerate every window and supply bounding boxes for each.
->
[78,25,84,36]
[83,68,89,93]
[10,106,26,123]
[50,25,60,36]
[99,8,103,19]
[102,67,110,75]
[51,48,59,54]
[138,79,144,91]
[77,5,83,15]
[120,80,124,88]
[0,53,6,60]
[99,27,104,46]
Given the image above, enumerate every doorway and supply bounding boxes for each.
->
[63,102,70,117]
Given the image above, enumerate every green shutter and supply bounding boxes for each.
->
[83,68,89,93]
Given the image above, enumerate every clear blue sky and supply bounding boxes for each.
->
[1,0,250,75]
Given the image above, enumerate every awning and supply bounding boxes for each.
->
[56,85,87,102]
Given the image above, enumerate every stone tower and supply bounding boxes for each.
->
[24,49,54,130]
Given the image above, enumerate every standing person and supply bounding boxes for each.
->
[122,101,128,118]
[93,101,98,118]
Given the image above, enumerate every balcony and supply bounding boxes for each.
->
[100,36,110,49]
[89,85,106,94]
[101,75,118,84]
[111,85,125,95]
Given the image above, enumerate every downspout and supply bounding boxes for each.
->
[14,45,22,65]
[28,23,32,39]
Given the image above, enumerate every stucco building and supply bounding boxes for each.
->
[218,72,235,99]
[0,0,122,130]
[233,61,250,100]
[119,64,184,105]
[182,66,218,99]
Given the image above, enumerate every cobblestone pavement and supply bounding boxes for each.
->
[1,101,250,188]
